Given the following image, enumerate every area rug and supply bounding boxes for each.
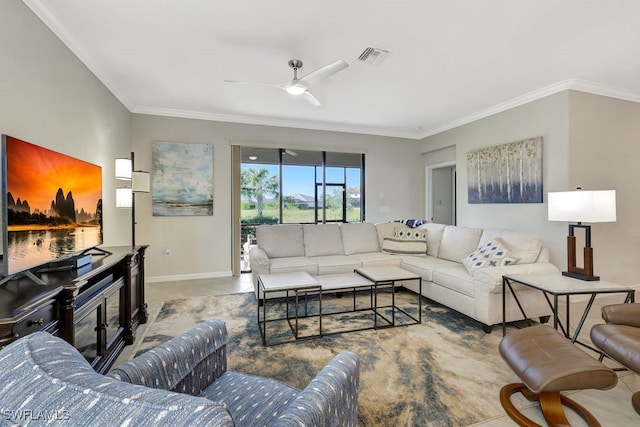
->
[130,291,518,426]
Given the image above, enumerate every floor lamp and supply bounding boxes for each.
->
[115,152,150,246]
[548,189,616,281]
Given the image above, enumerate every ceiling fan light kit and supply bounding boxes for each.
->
[226,58,349,106]
[285,85,306,95]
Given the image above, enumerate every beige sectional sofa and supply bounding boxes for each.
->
[249,222,558,332]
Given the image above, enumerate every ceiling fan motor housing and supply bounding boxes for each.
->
[288,59,303,70]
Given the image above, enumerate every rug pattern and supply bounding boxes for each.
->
[129,291,517,426]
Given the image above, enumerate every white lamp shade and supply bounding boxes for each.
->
[115,158,132,180]
[116,188,133,208]
[132,171,150,193]
[548,190,616,223]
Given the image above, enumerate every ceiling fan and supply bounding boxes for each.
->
[224,59,349,106]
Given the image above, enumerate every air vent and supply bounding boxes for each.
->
[357,47,390,65]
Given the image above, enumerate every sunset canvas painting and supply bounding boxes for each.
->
[2,135,103,274]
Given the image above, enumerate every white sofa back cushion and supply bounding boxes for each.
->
[341,223,380,255]
[478,229,542,264]
[375,222,408,247]
[418,223,446,257]
[256,225,305,258]
[304,224,345,257]
[438,226,483,262]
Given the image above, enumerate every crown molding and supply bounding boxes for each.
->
[131,106,420,140]
[418,79,640,139]
[19,0,640,142]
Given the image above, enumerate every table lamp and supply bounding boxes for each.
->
[547,189,616,281]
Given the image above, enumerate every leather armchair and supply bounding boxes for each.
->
[590,303,640,415]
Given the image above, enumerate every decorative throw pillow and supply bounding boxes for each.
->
[382,228,427,255]
[462,238,519,273]
[395,228,426,240]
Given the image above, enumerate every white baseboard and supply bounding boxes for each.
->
[146,270,233,283]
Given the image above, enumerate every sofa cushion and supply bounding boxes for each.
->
[432,266,475,297]
[269,257,318,276]
[417,223,446,257]
[257,225,305,258]
[478,229,542,264]
[437,226,483,263]
[382,228,427,255]
[304,224,344,257]
[462,238,519,274]
[349,252,402,268]
[341,223,380,255]
[399,255,460,281]
[310,255,362,275]
[201,370,299,427]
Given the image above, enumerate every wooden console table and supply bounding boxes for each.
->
[0,245,148,374]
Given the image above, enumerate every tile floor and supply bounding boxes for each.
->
[117,274,640,426]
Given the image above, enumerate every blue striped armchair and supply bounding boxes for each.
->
[0,319,359,426]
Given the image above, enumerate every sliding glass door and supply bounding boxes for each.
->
[234,146,364,273]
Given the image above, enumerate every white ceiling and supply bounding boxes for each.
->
[24,0,640,140]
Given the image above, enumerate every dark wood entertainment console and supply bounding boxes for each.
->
[0,245,148,374]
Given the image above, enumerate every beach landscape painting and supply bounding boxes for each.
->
[152,141,214,216]
[467,137,543,204]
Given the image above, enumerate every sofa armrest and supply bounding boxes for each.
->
[601,303,640,327]
[108,318,228,396]
[249,245,271,269]
[274,351,360,427]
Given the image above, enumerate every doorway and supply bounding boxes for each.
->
[426,163,456,225]
[316,183,346,223]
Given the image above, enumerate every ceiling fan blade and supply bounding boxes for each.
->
[302,91,322,106]
[298,59,349,88]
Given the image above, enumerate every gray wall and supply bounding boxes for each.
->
[131,114,425,281]
[421,90,640,285]
[567,91,640,285]
[421,92,570,273]
[0,0,132,247]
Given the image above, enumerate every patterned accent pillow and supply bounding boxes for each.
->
[394,228,426,240]
[393,219,427,228]
[382,228,427,254]
[462,238,519,273]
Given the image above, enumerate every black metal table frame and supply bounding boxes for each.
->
[319,283,376,330]
[502,275,635,351]
[258,272,423,346]
[258,279,322,347]
[353,269,423,328]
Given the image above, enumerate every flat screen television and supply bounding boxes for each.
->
[1,134,103,278]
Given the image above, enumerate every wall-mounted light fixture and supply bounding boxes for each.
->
[115,152,150,245]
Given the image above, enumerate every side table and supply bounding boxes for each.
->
[502,273,635,350]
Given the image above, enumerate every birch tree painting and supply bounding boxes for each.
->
[467,137,542,204]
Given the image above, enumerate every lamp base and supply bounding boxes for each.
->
[565,226,600,282]
[562,271,600,281]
